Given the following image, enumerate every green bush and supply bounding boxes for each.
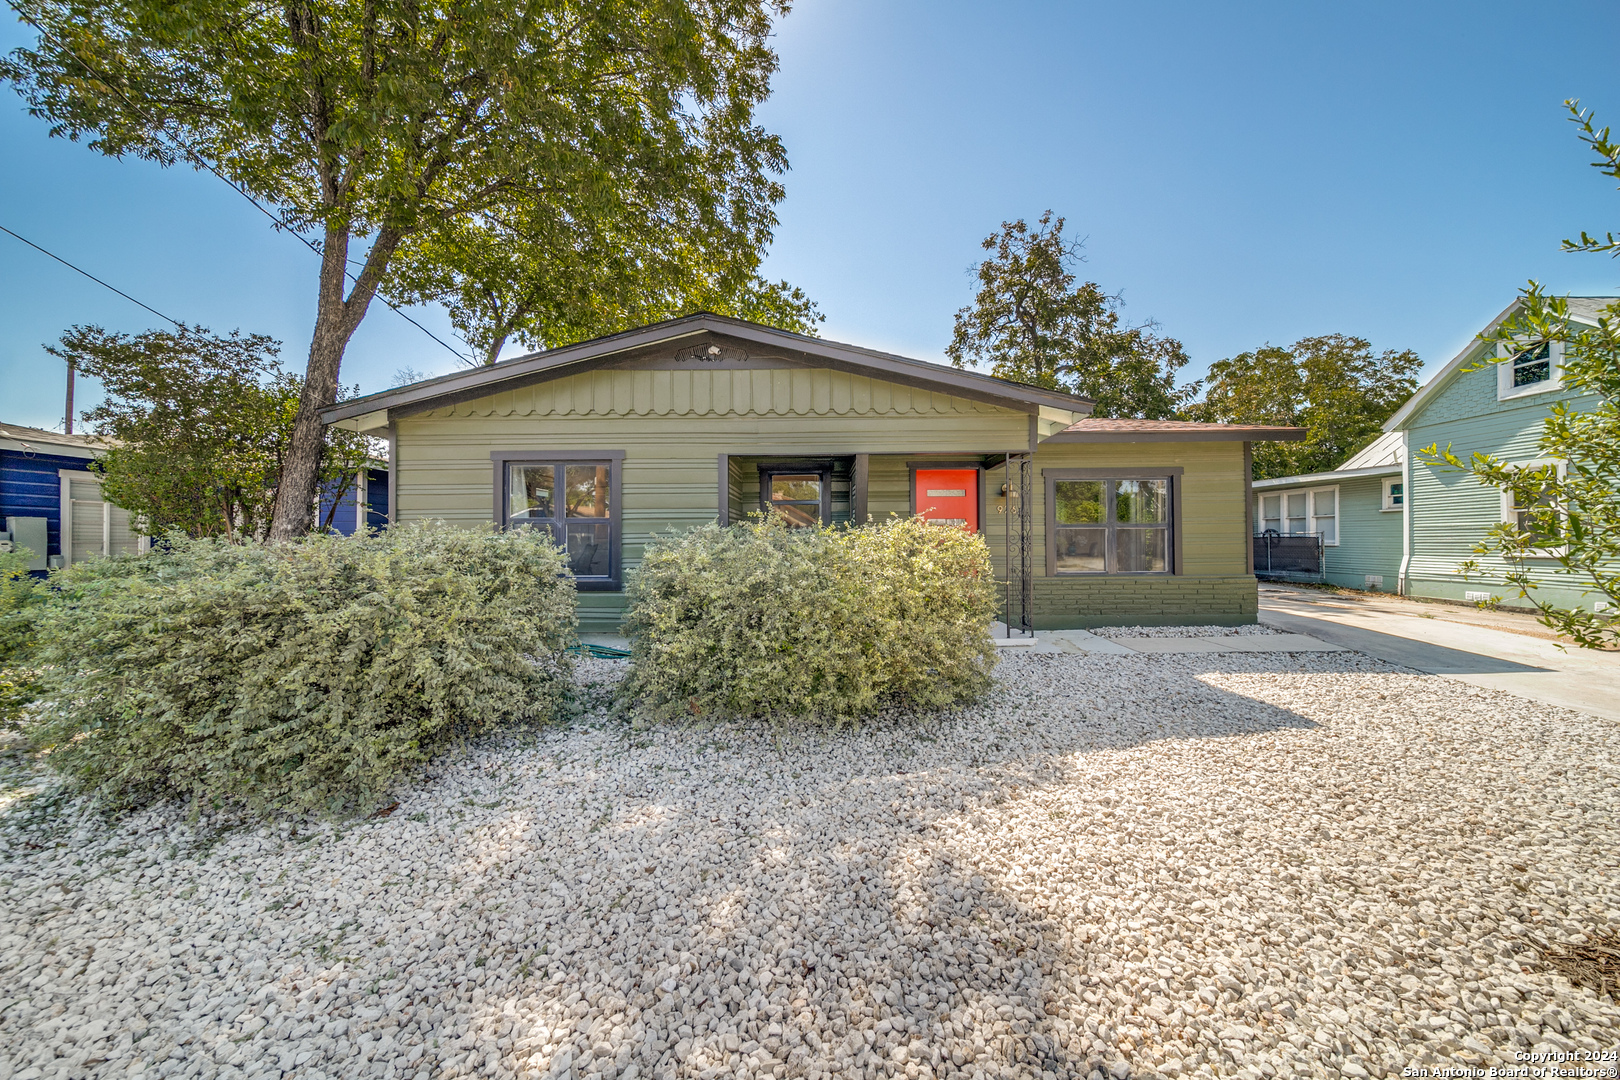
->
[621,514,998,724]
[26,522,577,814]
[0,547,43,727]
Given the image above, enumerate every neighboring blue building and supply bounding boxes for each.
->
[318,465,390,534]
[2,421,389,569]
[0,421,139,570]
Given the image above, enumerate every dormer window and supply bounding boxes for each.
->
[1511,341,1552,387]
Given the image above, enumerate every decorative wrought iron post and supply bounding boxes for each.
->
[1001,453,1034,636]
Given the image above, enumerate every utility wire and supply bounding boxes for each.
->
[0,222,183,329]
[7,8,475,366]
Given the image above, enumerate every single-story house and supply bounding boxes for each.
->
[1251,429,1404,591]
[323,315,1304,632]
[1250,294,1615,612]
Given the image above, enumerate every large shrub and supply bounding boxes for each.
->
[622,514,997,724]
[26,522,576,814]
[0,547,43,726]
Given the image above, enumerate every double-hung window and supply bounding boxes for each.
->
[1254,486,1339,544]
[497,454,623,589]
[1048,476,1173,574]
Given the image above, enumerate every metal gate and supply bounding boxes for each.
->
[1253,530,1325,582]
[1000,453,1034,636]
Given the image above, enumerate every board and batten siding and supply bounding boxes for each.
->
[393,367,1033,630]
[1404,346,1603,608]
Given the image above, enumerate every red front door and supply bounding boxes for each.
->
[914,469,979,532]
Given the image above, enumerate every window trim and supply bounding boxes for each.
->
[1043,468,1182,576]
[1381,476,1404,512]
[490,450,625,591]
[1496,339,1564,401]
[758,462,832,526]
[1253,485,1340,545]
[1500,457,1568,558]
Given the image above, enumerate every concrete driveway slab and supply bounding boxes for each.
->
[1260,584,1620,720]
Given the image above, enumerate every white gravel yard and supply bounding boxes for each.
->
[2,647,1618,1080]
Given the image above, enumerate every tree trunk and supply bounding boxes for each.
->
[269,222,398,540]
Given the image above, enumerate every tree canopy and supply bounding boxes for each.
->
[55,325,376,540]
[3,0,803,536]
[1187,334,1422,479]
[946,212,1196,418]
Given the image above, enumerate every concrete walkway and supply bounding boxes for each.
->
[1258,584,1620,721]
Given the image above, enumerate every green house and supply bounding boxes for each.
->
[1253,295,1614,611]
[322,316,1303,632]
[1251,429,1405,591]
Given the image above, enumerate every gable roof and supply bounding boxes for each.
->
[1044,418,1307,443]
[320,313,1095,428]
[1382,295,1618,433]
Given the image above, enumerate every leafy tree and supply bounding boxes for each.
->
[946,212,1196,418]
[54,326,377,540]
[389,181,821,365]
[3,0,798,537]
[1188,334,1422,479]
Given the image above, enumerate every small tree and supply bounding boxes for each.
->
[946,212,1196,418]
[1422,287,1620,647]
[1188,334,1421,479]
[55,325,378,540]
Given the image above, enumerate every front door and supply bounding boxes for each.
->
[914,468,979,532]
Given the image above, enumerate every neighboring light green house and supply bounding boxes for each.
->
[1254,295,1613,611]
[322,315,1303,632]
[1251,429,1405,591]
[1383,295,1615,610]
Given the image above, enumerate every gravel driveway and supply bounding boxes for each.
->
[1,644,1617,1080]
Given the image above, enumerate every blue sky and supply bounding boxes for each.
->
[3,0,1620,431]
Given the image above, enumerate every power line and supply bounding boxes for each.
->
[7,8,475,366]
[0,222,183,328]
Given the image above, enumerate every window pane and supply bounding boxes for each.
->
[1117,528,1168,572]
[1513,341,1552,386]
[1054,481,1104,524]
[770,475,822,502]
[508,464,556,523]
[773,502,822,528]
[564,464,611,518]
[1286,491,1308,533]
[1312,490,1336,516]
[565,522,612,577]
[1115,479,1167,524]
[1054,527,1106,572]
[1388,482,1403,506]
